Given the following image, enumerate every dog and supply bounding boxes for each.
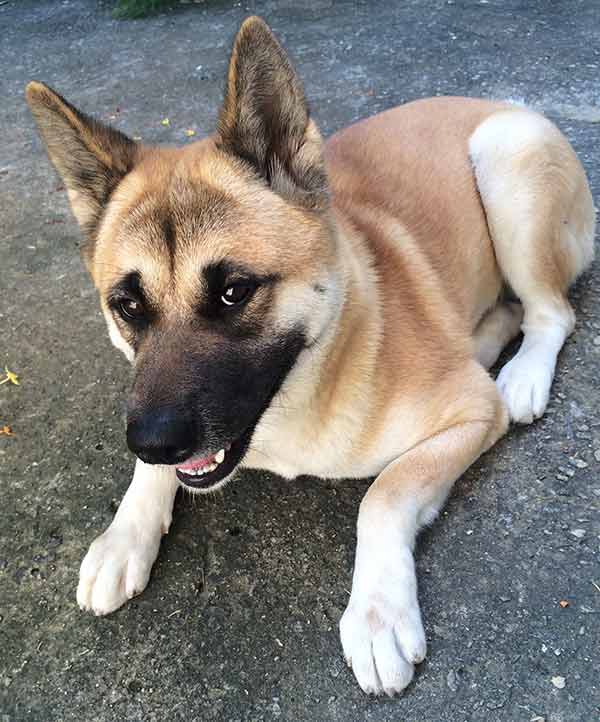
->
[26,16,595,696]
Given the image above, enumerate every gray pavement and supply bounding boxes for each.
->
[1,1,599,721]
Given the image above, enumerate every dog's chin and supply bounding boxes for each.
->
[173,424,254,493]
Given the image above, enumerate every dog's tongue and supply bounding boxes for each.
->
[176,452,216,472]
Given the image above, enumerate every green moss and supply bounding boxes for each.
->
[113,0,178,19]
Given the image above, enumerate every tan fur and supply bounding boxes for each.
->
[26,15,595,697]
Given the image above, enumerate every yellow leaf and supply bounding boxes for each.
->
[0,367,20,386]
[161,117,170,127]
[184,129,196,137]
[0,425,15,436]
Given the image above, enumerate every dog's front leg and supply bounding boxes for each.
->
[77,460,179,615]
[340,417,504,696]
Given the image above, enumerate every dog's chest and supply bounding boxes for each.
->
[242,398,420,481]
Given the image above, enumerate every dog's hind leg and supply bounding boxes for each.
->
[474,301,523,369]
[469,107,595,423]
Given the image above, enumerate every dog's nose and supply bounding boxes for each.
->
[126,406,196,465]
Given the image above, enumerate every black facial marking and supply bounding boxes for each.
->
[162,214,177,254]
[127,325,306,469]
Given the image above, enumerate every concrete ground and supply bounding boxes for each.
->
[1,1,599,720]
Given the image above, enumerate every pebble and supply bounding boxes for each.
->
[530,717,546,722]
[447,669,458,691]
[569,458,588,469]
[551,676,566,689]
[570,528,586,538]
[594,449,600,462]
[593,336,600,346]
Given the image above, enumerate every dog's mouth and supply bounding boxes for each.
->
[174,425,253,491]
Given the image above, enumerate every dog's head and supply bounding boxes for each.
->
[26,17,342,491]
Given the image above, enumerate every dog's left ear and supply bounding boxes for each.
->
[218,16,328,211]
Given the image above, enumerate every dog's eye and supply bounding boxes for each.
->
[221,282,254,307]
[118,298,145,321]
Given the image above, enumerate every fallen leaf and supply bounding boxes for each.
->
[0,367,20,386]
[0,425,15,436]
[184,129,196,137]
[133,135,142,141]
[559,600,569,608]
[551,675,566,689]
[161,117,170,127]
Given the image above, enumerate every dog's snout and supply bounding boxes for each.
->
[127,406,196,465]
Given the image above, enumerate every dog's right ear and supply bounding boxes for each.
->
[26,81,139,262]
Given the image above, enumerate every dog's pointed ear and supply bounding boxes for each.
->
[217,17,328,211]
[26,81,139,249]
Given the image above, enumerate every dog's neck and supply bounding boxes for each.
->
[245,209,384,479]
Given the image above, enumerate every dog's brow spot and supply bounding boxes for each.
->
[313,283,326,294]
[162,215,177,252]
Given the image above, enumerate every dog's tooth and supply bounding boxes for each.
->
[215,449,225,464]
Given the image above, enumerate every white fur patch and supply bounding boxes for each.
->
[105,311,135,363]
[77,461,178,615]
[339,501,427,696]
[496,321,569,424]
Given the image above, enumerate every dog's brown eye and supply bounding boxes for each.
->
[118,298,145,321]
[221,282,254,307]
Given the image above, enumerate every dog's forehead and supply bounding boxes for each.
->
[94,140,324,301]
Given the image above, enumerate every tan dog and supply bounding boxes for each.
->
[26,17,595,696]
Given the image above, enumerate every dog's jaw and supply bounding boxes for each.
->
[174,426,254,492]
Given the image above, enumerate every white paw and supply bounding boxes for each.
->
[340,589,427,696]
[77,522,162,616]
[496,352,553,424]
